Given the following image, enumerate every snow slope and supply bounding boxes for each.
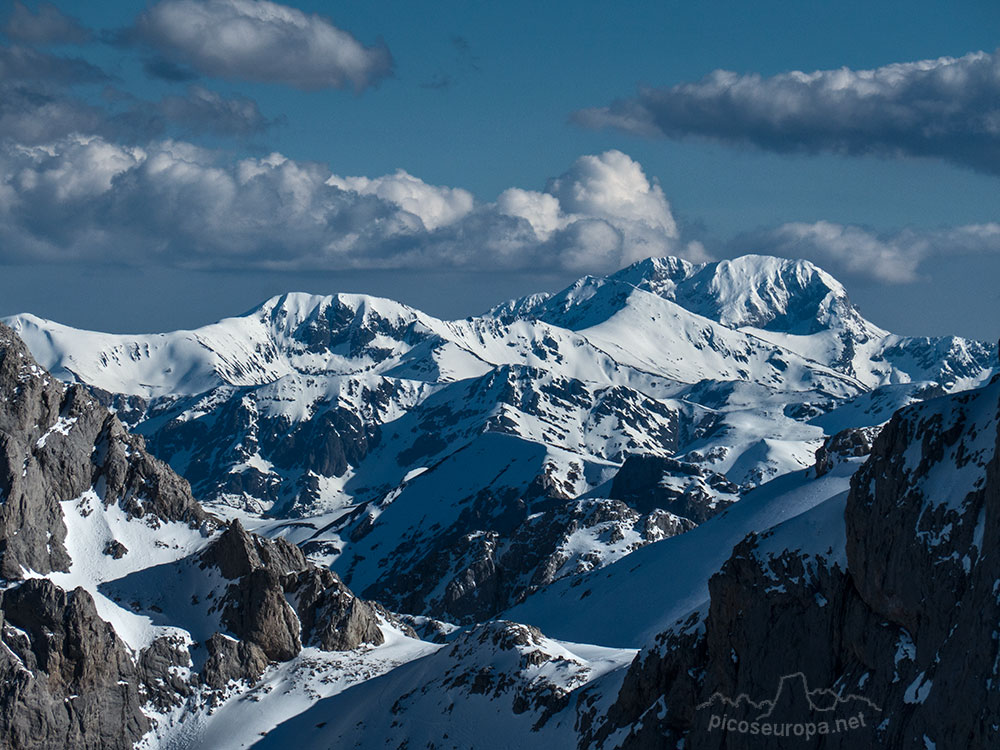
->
[504,458,860,647]
[248,622,635,750]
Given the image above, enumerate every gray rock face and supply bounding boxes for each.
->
[139,634,195,710]
[448,622,576,724]
[221,567,302,661]
[0,324,389,744]
[199,519,385,666]
[0,322,210,579]
[813,425,881,477]
[144,391,381,515]
[0,579,150,750]
[360,488,697,625]
[591,376,1000,749]
[201,518,307,580]
[288,568,385,651]
[200,633,269,691]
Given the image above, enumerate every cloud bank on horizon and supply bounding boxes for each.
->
[0,139,698,273]
[729,221,1000,284]
[575,50,1000,175]
[2,133,995,284]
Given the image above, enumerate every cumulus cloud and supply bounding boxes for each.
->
[734,220,1000,283]
[575,50,1000,174]
[495,188,562,239]
[547,150,677,236]
[3,2,91,44]
[0,139,696,273]
[135,0,393,91]
[325,170,474,231]
[4,132,987,282]
[493,150,697,266]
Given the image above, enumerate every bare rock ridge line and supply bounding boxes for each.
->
[0,322,389,750]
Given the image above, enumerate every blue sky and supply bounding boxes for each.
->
[0,0,998,338]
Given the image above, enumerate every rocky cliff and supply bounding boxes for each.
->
[0,323,210,579]
[591,376,1000,749]
[0,322,395,748]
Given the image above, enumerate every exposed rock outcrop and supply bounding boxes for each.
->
[200,518,306,580]
[813,425,881,477]
[361,489,697,625]
[591,377,1000,749]
[0,580,150,750]
[198,519,386,675]
[389,620,592,732]
[220,567,302,661]
[145,393,381,515]
[0,322,210,579]
[0,323,391,739]
[287,568,385,651]
[138,634,196,710]
[200,633,269,691]
[609,454,739,522]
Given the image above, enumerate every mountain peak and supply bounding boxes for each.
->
[611,255,696,293]
[686,254,851,331]
[610,253,862,334]
[252,291,429,329]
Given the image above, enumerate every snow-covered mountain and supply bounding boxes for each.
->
[0,322,425,749]
[1,253,999,748]
[5,254,995,627]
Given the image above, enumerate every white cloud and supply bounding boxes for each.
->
[4,136,993,284]
[494,150,685,265]
[0,139,695,273]
[18,137,145,202]
[546,150,678,237]
[555,219,624,271]
[495,188,563,239]
[753,221,924,283]
[576,50,1000,174]
[326,170,474,231]
[135,0,393,91]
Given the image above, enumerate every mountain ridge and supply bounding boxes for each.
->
[4,254,996,626]
[1,253,998,748]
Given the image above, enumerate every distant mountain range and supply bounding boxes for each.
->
[1,254,997,748]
